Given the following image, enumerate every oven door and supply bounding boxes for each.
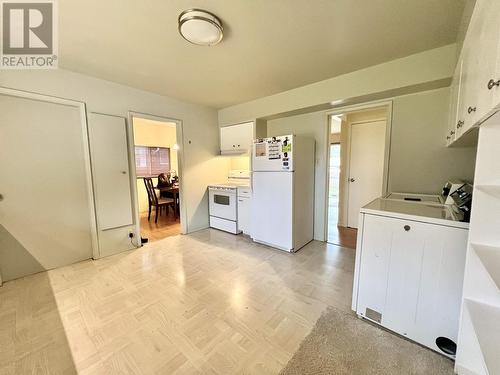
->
[209,188,237,221]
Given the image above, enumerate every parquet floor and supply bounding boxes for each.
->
[0,229,355,375]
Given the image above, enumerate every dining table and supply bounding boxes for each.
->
[156,185,180,218]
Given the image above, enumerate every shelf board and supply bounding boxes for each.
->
[472,243,500,291]
[466,299,500,375]
[476,185,500,199]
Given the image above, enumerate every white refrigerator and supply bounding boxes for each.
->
[251,134,315,252]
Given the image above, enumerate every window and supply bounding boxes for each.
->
[135,146,171,177]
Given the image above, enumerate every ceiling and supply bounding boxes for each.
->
[59,0,466,109]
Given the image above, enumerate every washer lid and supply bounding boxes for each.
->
[361,198,468,229]
[384,192,443,204]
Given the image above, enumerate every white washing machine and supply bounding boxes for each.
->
[352,196,470,358]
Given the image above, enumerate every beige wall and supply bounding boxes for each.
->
[133,118,179,213]
[389,88,476,193]
[0,68,229,241]
[229,156,250,171]
[266,88,477,241]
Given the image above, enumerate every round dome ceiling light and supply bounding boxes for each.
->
[178,9,223,46]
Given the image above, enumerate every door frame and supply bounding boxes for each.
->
[127,111,187,239]
[0,86,100,261]
[323,100,393,238]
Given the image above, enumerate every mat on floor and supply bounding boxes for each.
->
[280,307,454,375]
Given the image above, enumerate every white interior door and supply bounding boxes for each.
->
[347,120,386,228]
[88,113,133,231]
[0,92,94,282]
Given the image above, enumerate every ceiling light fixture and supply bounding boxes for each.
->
[178,9,223,46]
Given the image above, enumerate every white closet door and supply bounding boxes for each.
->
[0,93,94,281]
[88,113,133,230]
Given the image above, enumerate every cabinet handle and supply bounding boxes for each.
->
[450,130,455,135]
[487,79,500,90]
[404,225,411,232]
[446,136,451,140]
[468,106,476,114]
[457,120,464,128]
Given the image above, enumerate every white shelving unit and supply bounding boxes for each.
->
[472,244,500,290]
[456,119,500,375]
[464,300,500,375]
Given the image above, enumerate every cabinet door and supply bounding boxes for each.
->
[88,113,133,230]
[237,196,251,234]
[474,0,500,121]
[220,122,254,152]
[461,14,481,132]
[220,125,239,151]
[448,60,463,144]
[485,0,500,108]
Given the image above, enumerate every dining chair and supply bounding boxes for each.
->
[157,173,173,199]
[143,177,175,223]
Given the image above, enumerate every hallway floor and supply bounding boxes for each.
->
[140,210,181,242]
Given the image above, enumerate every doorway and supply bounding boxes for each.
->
[326,104,391,248]
[130,115,183,242]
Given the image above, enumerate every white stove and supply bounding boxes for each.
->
[208,170,250,234]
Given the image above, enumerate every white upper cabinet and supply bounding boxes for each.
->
[466,0,498,124]
[485,0,500,108]
[448,0,500,146]
[447,59,463,145]
[220,121,254,154]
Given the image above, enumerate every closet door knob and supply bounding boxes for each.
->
[446,136,451,140]
[450,130,455,135]
[487,79,500,90]
[468,106,476,114]
[404,225,411,232]
[349,178,355,182]
[457,120,464,128]
[0,194,3,201]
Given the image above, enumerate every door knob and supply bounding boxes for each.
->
[404,225,411,232]
[487,79,500,90]
[121,171,127,174]
[0,194,3,201]
[349,178,355,182]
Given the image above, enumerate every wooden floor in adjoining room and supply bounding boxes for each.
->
[140,210,181,242]
[328,225,358,249]
[0,229,355,375]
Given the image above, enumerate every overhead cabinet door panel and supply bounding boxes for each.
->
[88,113,133,230]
